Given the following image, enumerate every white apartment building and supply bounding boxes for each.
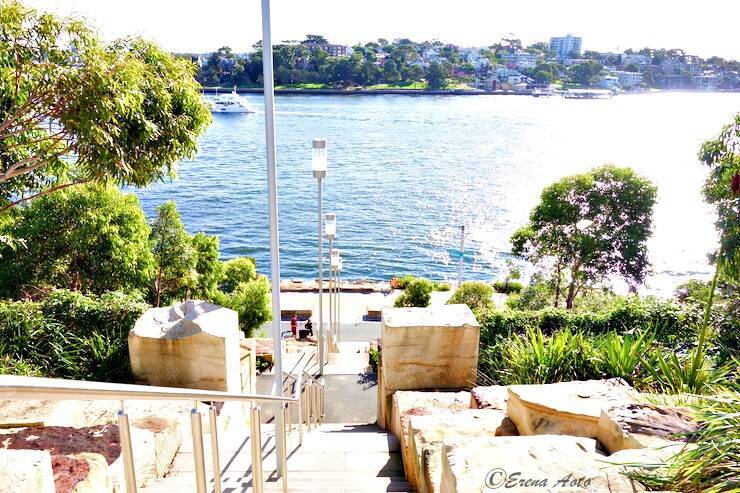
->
[615,71,643,87]
[598,75,620,90]
[499,51,539,69]
[549,34,582,61]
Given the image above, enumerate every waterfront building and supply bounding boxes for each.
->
[598,75,620,90]
[303,42,352,57]
[499,51,539,69]
[549,34,582,61]
[615,71,643,87]
[693,73,720,90]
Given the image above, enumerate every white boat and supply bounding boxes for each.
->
[210,89,255,114]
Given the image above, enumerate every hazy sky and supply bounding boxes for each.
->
[26,0,740,59]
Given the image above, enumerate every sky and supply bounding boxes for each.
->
[26,0,740,60]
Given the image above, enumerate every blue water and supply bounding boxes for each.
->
[131,92,740,295]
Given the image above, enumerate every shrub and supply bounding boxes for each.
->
[368,347,379,373]
[433,282,451,292]
[220,257,257,294]
[448,282,494,314]
[596,330,655,386]
[0,290,149,382]
[394,278,433,308]
[0,185,153,298]
[214,276,271,337]
[479,328,601,385]
[492,280,523,294]
[506,277,553,311]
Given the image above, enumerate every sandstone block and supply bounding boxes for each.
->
[597,403,698,454]
[129,300,242,392]
[507,379,636,439]
[0,449,55,493]
[64,453,111,493]
[408,409,518,493]
[470,385,508,410]
[380,305,480,392]
[390,390,471,441]
[439,436,644,493]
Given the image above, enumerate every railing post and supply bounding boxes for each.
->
[117,401,137,493]
[250,404,264,493]
[191,404,207,493]
[296,375,304,445]
[279,403,289,493]
[209,405,222,493]
[311,382,319,429]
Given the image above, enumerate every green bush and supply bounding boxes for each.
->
[433,281,451,292]
[479,328,601,385]
[214,276,271,337]
[0,290,149,382]
[492,280,523,294]
[368,347,379,373]
[220,257,257,294]
[447,282,494,314]
[394,278,433,308]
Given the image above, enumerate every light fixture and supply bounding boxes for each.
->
[312,139,327,178]
[325,213,336,240]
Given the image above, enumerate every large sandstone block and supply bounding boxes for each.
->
[507,379,637,440]
[380,305,480,392]
[408,409,518,493]
[390,390,471,441]
[597,403,698,454]
[129,300,242,392]
[439,436,644,493]
[0,449,55,493]
[470,385,508,410]
[59,453,112,493]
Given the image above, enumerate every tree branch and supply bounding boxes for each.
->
[0,179,90,213]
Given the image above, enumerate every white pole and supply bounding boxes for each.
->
[458,225,465,288]
[317,178,324,375]
[328,238,333,354]
[259,0,286,478]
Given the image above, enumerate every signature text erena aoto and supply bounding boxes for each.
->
[486,468,594,489]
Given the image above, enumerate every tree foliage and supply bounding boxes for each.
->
[698,114,740,281]
[0,1,211,211]
[0,185,153,297]
[150,200,196,306]
[511,165,657,308]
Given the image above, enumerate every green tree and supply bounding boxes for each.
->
[566,61,604,86]
[220,257,257,293]
[190,232,223,299]
[382,59,401,83]
[0,1,211,211]
[214,276,272,336]
[0,185,153,297]
[511,165,657,309]
[698,114,740,281]
[426,62,449,89]
[150,201,195,306]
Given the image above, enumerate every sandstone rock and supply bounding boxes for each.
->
[470,385,508,410]
[439,436,644,493]
[598,403,698,454]
[380,305,480,392]
[63,453,111,493]
[408,409,518,493]
[390,390,471,440]
[507,379,636,439]
[0,449,55,493]
[129,300,242,392]
[3,424,121,464]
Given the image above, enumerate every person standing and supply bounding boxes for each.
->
[290,313,298,338]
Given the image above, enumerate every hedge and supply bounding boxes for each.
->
[0,290,149,382]
[477,296,706,348]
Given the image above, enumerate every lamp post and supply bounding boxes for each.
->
[330,249,339,344]
[336,256,342,342]
[259,0,286,479]
[313,140,327,374]
[324,213,336,363]
[458,225,465,288]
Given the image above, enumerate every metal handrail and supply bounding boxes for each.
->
[0,375,296,403]
[0,375,296,493]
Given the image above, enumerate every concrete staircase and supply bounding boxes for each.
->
[143,423,412,492]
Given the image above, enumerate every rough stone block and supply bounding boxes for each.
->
[408,409,517,493]
[507,379,636,439]
[380,305,480,392]
[597,403,698,454]
[439,436,645,493]
[129,300,242,392]
[0,449,55,493]
[470,385,508,410]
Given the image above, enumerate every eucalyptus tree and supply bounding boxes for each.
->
[511,165,657,309]
[0,1,211,212]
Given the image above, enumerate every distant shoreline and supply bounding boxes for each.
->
[203,87,740,97]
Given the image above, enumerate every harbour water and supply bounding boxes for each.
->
[131,92,740,295]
